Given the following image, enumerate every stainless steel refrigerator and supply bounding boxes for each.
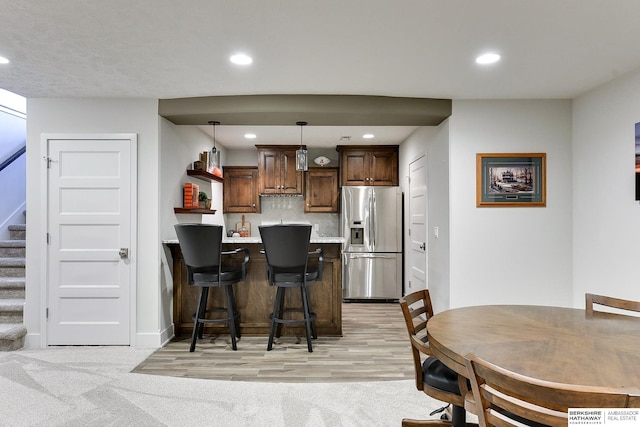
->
[341,186,402,300]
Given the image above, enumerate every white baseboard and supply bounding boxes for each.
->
[23,332,42,349]
[135,324,174,348]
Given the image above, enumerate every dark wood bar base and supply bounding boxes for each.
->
[168,242,343,337]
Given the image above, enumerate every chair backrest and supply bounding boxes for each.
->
[465,352,633,427]
[585,293,640,316]
[259,224,312,272]
[174,223,223,269]
[399,289,436,391]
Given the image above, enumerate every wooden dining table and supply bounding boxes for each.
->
[426,305,640,394]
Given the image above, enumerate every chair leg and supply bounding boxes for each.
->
[268,287,285,351]
[190,287,206,352]
[198,287,210,339]
[301,286,313,352]
[229,283,241,338]
[275,286,286,338]
[304,285,317,339]
[225,285,238,351]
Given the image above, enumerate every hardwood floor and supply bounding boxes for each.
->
[132,302,415,382]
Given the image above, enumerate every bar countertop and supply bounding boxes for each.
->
[163,236,345,245]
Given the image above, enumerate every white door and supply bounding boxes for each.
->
[407,155,427,293]
[45,135,136,345]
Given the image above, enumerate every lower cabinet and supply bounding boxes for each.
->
[169,243,343,337]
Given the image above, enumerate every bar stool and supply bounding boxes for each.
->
[259,224,323,352]
[174,223,249,351]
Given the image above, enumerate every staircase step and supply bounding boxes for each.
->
[0,278,25,299]
[8,224,26,240]
[0,240,26,258]
[0,258,26,277]
[0,299,25,323]
[0,323,27,351]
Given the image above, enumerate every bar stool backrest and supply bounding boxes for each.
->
[259,224,312,272]
[175,224,223,270]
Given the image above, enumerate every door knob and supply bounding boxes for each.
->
[119,248,129,259]
[419,242,426,250]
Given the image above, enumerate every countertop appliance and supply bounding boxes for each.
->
[341,186,402,300]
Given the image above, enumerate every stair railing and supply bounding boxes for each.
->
[0,144,26,174]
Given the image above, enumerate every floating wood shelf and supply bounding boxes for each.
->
[173,208,217,215]
[187,169,224,183]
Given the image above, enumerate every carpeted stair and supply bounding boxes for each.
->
[0,223,27,350]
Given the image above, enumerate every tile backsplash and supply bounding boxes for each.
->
[225,195,339,237]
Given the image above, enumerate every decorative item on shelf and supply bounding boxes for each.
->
[313,156,331,166]
[193,160,205,171]
[198,191,211,210]
[295,121,308,171]
[183,183,199,208]
[208,120,222,177]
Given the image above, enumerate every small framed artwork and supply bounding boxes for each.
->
[476,153,546,207]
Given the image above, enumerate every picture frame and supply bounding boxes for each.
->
[476,153,546,207]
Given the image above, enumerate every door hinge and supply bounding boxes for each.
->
[46,233,50,244]
[408,228,411,236]
[43,156,52,168]
[46,308,49,319]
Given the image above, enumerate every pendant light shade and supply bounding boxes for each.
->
[296,121,308,171]
[208,120,222,177]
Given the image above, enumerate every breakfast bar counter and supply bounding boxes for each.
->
[164,237,344,337]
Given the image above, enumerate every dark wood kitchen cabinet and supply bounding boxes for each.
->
[336,145,398,186]
[305,167,339,213]
[223,166,260,213]
[256,145,303,195]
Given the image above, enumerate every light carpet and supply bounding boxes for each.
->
[0,346,450,427]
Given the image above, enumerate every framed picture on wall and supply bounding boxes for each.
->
[476,153,546,207]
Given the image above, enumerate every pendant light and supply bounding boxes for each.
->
[208,120,222,177]
[296,121,308,171]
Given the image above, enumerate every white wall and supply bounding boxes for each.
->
[25,98,162,348]
[448,100,573,308]
[572,69,640,306]
[399,123,451,313]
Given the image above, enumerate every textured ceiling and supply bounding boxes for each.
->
[2,0,640,146]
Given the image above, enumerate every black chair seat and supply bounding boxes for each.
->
[193,268,243,285]
[271,270,319,285]
[422,356,461,395]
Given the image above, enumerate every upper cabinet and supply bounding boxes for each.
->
[305,167,339,213]
[337,145,399,186]
[223,166,260,213]
[256,145,303,195]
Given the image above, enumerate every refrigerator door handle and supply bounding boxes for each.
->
[370,190,375,248]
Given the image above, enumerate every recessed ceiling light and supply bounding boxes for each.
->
[363,134,375,139]
[0,56,9,64]
[230,53,253,65]
[476,53,501,65]
[244,133,256,139]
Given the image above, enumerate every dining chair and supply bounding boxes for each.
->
[585,293,640,316]
[259,224,323,352]
[174,223,249,352]
[464,352,633,427]
[399,289,475,427]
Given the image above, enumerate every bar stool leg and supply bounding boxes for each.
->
[303,285,317,339]
[190,287,207,352]
[275,287,286,338]
[225,285,238,351]
[268,287,285,351]
[301,286,313,352]
[229,284,241,338]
